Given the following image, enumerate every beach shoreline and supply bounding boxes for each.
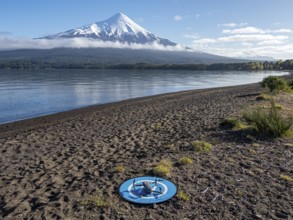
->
[0,82,261,137]
[0,79,292,219]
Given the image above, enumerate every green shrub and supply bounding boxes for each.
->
[243,100,292,137]
[261,76,288,93]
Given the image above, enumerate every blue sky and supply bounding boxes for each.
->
[1,0,293,59]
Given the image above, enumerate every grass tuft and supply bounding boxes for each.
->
[114,165,125,173]
[178,157,193,165]
[177,191,190,201]
[152,122,162,130]
[191,141,213,152]
[220,117,248,130]
[256,93,272,101]
[80,193,111,208]
[146,159,172,177]
[280,174,293,182]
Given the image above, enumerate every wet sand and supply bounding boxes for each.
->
[0,81,292,219]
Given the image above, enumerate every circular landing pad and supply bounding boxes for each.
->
[119,176,177,204]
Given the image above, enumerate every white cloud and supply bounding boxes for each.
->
[269,28,292,33]
[218,22,248,28]
[190,42,293,59]
[0,36,188,52]
[223,27,266,34]
[174,15,183,21]
[223,27,293,35]
[257,40,285,46]
[191,22,292,59]
[190,22,293,59]
[183,33,199,39]
[193,34,288,44]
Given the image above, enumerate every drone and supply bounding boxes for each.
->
[132,179,163,196]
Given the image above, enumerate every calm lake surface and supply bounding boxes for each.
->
[0,69,288,124]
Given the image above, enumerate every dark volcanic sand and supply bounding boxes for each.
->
[0,82,292,219]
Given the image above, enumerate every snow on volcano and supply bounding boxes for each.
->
[41,13,177,47]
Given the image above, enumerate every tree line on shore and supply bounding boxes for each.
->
[0,59,293,71]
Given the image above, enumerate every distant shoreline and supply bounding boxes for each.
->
[1,60,293,71]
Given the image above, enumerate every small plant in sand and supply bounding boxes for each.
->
[152,122,162,130]
[280,174,293,182]
[80,192,111,208]
[147,159,172,177]
[114,165,125,173]
[177,191,190,201]
[261,76,289,94]
[243,100,292,138]
[220,117,247,130]
[191,141,213,152]
[178,157,193,165]
[166,143,175,150]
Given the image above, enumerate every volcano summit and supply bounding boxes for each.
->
[40,13,177,47]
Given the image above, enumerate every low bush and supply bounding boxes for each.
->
[261,76,288,93]
[243,100,292,137]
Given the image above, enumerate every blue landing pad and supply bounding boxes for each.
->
[119,176,177,204]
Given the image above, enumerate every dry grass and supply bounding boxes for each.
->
[177,191,190,201]
[80,192,111,208]
[146,159,173,177]
[114,165,125,173]
[280,174,293,182]
[191,141,213,152]
[178,157,193,165]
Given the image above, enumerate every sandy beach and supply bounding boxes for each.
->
[0,80,292,219]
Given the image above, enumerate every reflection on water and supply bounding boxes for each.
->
[0,69,288,124]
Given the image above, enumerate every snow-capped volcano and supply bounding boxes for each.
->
[41,13,177,47]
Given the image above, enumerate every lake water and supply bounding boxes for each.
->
[0,69,288,124]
